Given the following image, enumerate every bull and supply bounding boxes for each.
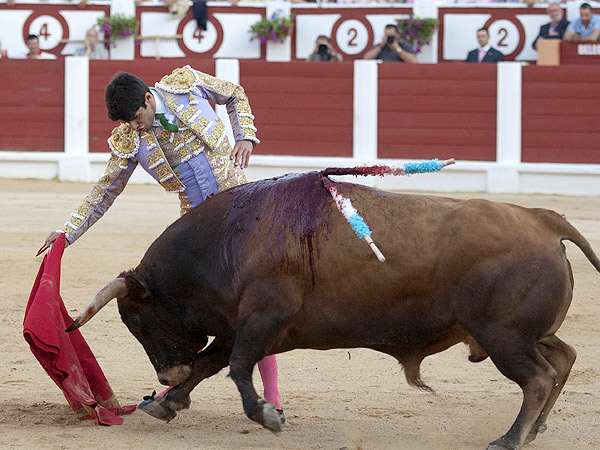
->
[66,171,600,450]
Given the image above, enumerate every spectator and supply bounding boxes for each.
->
[0,35,57,59]
[562,3,600,43]
[72,0,92,8]
[363,24,417,63]
[307,35,342,62]
[74,28,109,59]
[533,2,569,50]
[165,0,190,20]
[524,0,566,7]
[465,28,504,63]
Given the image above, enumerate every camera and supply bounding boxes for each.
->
[386,35,395,45]
[318,44,329,56]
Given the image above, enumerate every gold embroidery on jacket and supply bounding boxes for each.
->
[108,123,140,158]
[157,67,196,93]
[204,138,247,192]
[178,192,192,216]
[144,132,186,193]
[204,121,226,150]
[63,155,131,235]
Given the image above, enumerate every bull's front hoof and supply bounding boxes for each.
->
[524,422,547,445]
[258,399,282,433]
[486,442,520,450]
[138,396,177,422]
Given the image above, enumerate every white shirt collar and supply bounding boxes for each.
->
[150,88,176,128]
[150,88,165,114]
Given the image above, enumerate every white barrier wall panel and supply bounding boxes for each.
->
[64,57,89,157]
[374,167,489,193]
[519,173,600,197]
[215,59,241,148]
[0,161,58,180]
[353,60,378,164]
[493,62,522,193]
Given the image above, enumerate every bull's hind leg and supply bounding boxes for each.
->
[480,335,558,450]
[524,335,577,445]
[139,339,231,421]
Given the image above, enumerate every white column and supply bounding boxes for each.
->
[266,39,292,62]
[215,59,240,148]
[491,61,522,193]
[61,56,91,182]
[412,0,438,64]
[265,1,291,62]
[353,60,378,163]
[64,56,89,156]
[109,0,136,60]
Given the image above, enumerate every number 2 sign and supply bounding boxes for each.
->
[485,18,524,59]
[335,19,369,56]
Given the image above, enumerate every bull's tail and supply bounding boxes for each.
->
[544,210,600,273]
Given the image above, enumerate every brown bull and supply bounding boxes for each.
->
[66,171,600,450]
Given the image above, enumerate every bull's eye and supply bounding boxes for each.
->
[130,315,140,328]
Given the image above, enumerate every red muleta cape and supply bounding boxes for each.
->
[23,234,136,425]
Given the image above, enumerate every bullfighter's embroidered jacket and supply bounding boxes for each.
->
[62,65,259,244]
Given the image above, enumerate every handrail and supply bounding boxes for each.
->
[135,34,183,61]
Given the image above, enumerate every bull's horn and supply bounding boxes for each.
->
[65,278,127,332]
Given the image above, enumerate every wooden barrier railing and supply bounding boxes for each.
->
[1,59,600,166]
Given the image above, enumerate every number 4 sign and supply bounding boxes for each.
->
[28,15,64,50]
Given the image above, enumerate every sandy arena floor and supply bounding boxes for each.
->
[1,177,599,450]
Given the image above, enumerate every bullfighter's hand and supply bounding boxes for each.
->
[231,140,253,169]
[38,230,69,256]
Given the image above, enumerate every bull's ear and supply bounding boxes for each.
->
[121,273,151,303]
[65,278,127,332]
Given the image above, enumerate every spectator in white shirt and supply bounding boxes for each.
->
[0,35,57,59]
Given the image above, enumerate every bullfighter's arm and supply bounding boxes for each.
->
[190,69,260,147]
[61,153,137,245]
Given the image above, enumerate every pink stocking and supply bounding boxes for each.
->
[257,354,281,409]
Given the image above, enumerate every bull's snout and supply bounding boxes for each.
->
[157,364,192,386]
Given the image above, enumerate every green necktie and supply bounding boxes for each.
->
[155,113,178,132]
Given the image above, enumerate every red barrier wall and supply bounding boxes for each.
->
[378,63,497,161]
[560,43,600,66]
[4,61,600,166]
[240,61,354,158]
[522,65,600,164]
[0,60,64,152]
[89,59,215,153]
